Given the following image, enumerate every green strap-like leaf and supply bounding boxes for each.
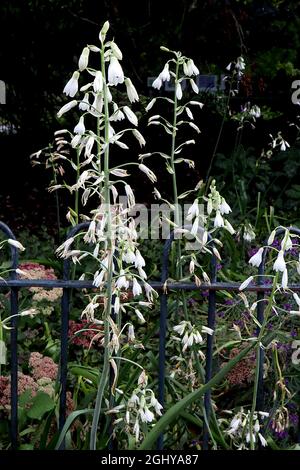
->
[139,341,256,450]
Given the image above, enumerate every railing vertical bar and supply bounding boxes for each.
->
[256,256,266,412]
[0,222,19,450]
[58,263,70,448]
[203,250,217,450]
[10,287,18,450]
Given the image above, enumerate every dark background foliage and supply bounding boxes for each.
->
[1,0,300,232]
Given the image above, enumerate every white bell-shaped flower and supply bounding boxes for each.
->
[108,56,124,85]
[63,71,79,97]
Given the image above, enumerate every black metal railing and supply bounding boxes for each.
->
[1,221,300,450]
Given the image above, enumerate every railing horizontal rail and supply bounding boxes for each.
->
[0,279,298,291]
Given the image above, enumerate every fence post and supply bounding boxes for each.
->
[203,248,217,449]
[157,233,174,450]
[0,222,19,450]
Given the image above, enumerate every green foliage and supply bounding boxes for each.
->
[26,392,56,420]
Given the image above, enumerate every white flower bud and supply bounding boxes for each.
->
[125,78,139,103]
[78,47,90,71]
[239,276,254,291]
[123,106,138,126]
[99,21,110,43]
[176,83,183,100]
[7,239,25,251]
[57,100,77,118]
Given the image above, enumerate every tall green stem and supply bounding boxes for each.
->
[51,159,61,244]
[170,58,182,280]
[89,44,114,450]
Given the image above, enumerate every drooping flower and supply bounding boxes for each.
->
[79,93,90,111]
[93,71,103,93]
[91,94,103,116]
[152,77,162,90]
[202,326,214,335]
[132,278,142,297]
[190,79,199,94]
[219,198,232,215]
[111,102,125,121]
[225,220,235,235]
[108,56,124,86]
[138,164,157,183]
[249,247,264,267]
[243,224,256,242]
[125,184,135,208]
[74,116,85,135]
[173,321,186,336]
[159,63,170,82]
[249,105,261,118]
[214,211,224,228]
[125,78,139,103]
[187,199,199,220]
[7,239,25,251]
[128,324,135,342]
[135,309,146,324]
[110,41,123,60]
[132,129,146,147]
[236,56,245,71]
[185,59,199,76]
[116,270,129,290]
[63,71,80,97]
[280,140,290,151]
[135,250,145,269]
[123,106,138,126]
[273,250,286,272]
